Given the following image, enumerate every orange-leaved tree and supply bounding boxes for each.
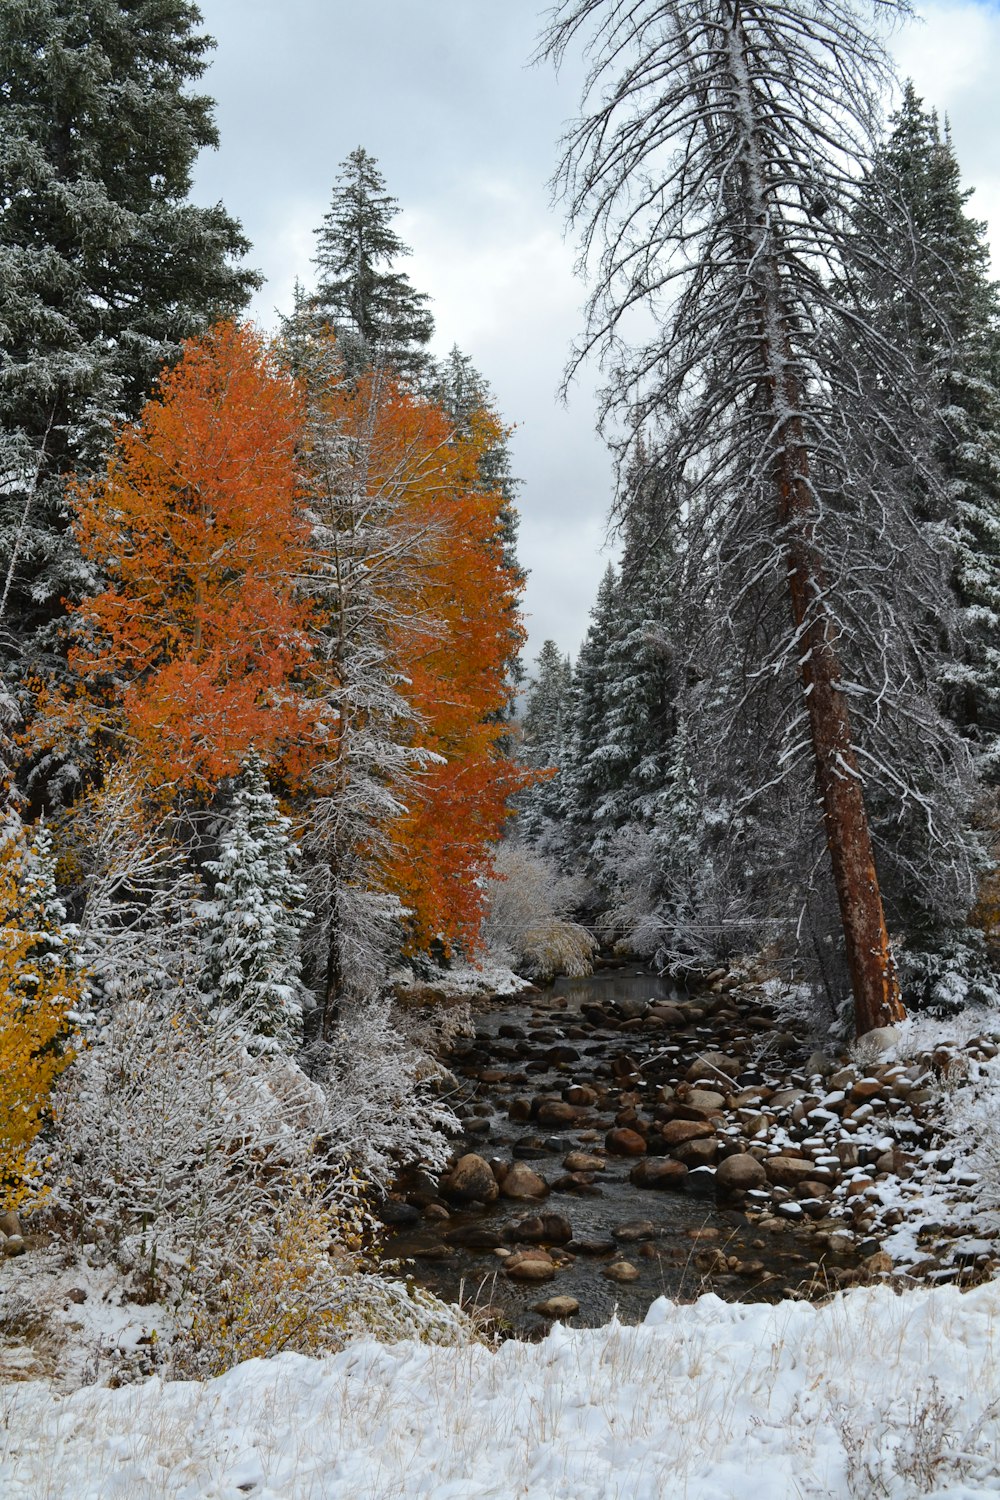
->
[0,823,81,1213]
[60,321,315,794]
[313,372,529,954]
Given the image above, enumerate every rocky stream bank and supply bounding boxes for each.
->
[380,965,1000,1336]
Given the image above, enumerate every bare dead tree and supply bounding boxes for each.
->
[541,0,979,1033]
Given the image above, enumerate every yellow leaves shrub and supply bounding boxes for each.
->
[175,1183,369,1377]
[0,829,81,1213]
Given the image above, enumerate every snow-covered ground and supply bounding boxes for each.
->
[4,1282,1000,1499]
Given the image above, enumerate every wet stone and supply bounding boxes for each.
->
[612,1219,658,1243]
[605,1127,647,1157]
[603,1260,641,1283]
[630,1158,688,1191]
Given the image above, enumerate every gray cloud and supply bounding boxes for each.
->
[190,0,1000,671]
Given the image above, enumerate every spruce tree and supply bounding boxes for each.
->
[312,147,433,379]
[203,753,310,1051]
[850,84,1000,766]
[519,639,573,844]
[0,0,258,682]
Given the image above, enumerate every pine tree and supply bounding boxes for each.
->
[203,753,309,1051]
[519,639,573,844]
[562,564,620,863]
[541,0,985,1031]
[0,0,258,687]
[849,84,1000,766]
[312,148,433,380]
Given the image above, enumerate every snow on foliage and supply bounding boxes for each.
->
[313,996,459,1189]
[202,750,310,1049]
[482,843,596,981]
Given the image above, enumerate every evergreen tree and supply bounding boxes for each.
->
[518,639,573,844]
[203,753,310,1051]
[562,564,620,863]
[312,148,433,379]
[849,84,1000,766]
[0,0,258,684]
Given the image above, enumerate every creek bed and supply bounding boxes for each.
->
[383,967,863,1336]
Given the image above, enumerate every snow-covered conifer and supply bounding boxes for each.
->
[203,753,309,1050]
[0,0,257,698]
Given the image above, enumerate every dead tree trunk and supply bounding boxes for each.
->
[726,11,903,1033]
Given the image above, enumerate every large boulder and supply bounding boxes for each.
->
[605,1127,647,1157]
[661,1119,715,1146]
[440,1153,499,1204]
[630,1158,688,1190]
[715,1153,768,1193]
[685,1052,742,1083]
[501,1162,550,1200]
[764,1154,822,1189]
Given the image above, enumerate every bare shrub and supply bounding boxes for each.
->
[482,844,595,980]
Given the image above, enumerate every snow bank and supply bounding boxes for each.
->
[4,1282,1000,1498]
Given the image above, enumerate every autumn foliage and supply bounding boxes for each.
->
[33,321,529,970]
[0,828,80,1213]
[68,321,314,791]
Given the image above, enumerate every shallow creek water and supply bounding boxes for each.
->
[384,967,861,1336]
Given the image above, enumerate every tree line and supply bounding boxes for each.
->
[520,1,1000,1036]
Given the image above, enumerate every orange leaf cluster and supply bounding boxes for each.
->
[0,833,80,1213]
[69,322,315,791]
[319,375,530,951]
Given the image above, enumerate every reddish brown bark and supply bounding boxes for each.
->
[776,449,905,1034]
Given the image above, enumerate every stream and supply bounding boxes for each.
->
[383,966,865,1336]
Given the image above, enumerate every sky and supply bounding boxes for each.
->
[190,0,1000,670]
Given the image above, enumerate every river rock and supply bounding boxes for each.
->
[684,1088,727,1112]
[507,1213,573,1245]
[376,1199,420,1227]
[534,1099,580,1127]
[533,1295,580,1319]
[765,1155,823,1189]
[685,1052,742,1083]
[612,1219,657,1243]
[603,1260,641,1283]
[674,1137,718,1167]
[615,997,650,1021]
[630,1158,688,1190]
[661,1119,715,1146]
[501,1162,549,1200]
[605,1127,647,1156]
[444,1225,504,1249]
[440,1153,499,1204]
[563,1151,606,1173]
[565,1084,599,1107]
[715,1153,768,1193]
[2,1235,26,1257]
[505,1249,555,1282]
[0,1211,21,1238]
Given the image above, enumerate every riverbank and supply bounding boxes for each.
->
[4,1279,1000,1498]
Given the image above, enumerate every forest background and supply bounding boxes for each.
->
[4,0,1000,1381]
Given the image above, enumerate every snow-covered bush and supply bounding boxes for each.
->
[481,844,595,980]
[174,1181,477,1377]
[65,760,203,1013]
[41,991,335,1304]
[313,996,459,1190]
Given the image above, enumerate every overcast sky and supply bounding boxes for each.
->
[190,0,1000,671]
